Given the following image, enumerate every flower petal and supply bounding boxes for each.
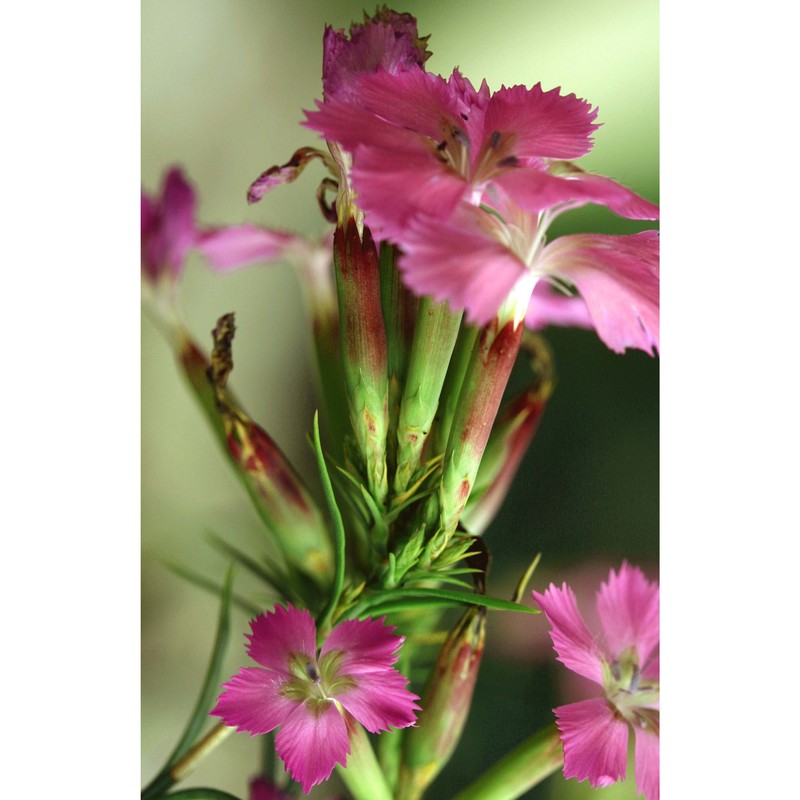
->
[496,166,659,221]
[634,724,660,800]
[398,208,527,325]
[322,10,428,101]
[538,231,659,355]
[196,225,298,272]
[524,282,594,332]
[249,777,290,800]
[334,668,420,733]
[596,563,660,671]
[532,584,605,684]
[159,167,198,275]
[274,700,350,794]
[322,616,404,673]
[210,667,297,735]
[484,83,599,160]
[246,604,317,675]
[555,698,629,789]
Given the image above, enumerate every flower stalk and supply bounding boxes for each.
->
[451,724,564,800]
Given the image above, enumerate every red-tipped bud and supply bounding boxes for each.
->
[399,606,487,799]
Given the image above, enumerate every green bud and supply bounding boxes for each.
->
[179,315,334,585]
[439,318,525,544]
[394,297,463,497]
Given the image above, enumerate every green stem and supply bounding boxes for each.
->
[336,723,393,800]
[451,724,563,800]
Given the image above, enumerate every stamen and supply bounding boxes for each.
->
[305,661,321,683]
[451,127,469,148]
[488,130,501,149]
[498,155,519,168]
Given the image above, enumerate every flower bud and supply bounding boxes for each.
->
[333,220,390,509]
[438,318,524,542]
[398,606,487,800]
[178,316,334,584]
[461,333,554,534]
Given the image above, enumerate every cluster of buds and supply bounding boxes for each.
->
[142,6,659,800]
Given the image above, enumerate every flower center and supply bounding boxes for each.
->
[603,647,659,733]
[281,649,357,705]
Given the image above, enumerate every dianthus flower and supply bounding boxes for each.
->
[211,604,419,794]
[141,166,300,284]
[305,69,659,353]
[532,563,659,800]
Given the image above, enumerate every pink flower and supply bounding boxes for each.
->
[141,166,302,283]
[399,190,659,353]
[532,563,659,800]
[211,604,419,794]
[304,69,659,353]
[322,8,429,101]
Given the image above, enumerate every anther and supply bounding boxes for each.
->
[305,661,320,683]
[489,130,501,149]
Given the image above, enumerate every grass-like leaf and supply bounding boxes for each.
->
[142,569,235,799]
[358,587,539,616]
[166,562,262,617]
[152,790,244,800]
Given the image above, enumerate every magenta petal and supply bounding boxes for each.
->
[210,667,297,735]
[524,282,594,331]
[159,167,198,275]
[532,585,605,685]
[352,146,468,240]
[555,698,629,789]
[197,225,298,272]
[596,563,660,667]
[275,701,350,794]
[246,604,317,675]
[398,210,527,325]
[484,83,599,160]
[539,231,659,355]
[248,777,290,800]
[322,13,427,101]
[322,616,403,672]
[497,168,659,221]
[335,668,420,733]
[634,725,660,800]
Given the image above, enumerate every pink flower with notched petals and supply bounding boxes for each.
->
[533,563,659,800]
[141,166,302,284]
[211,604,419,794]
[304,69,659,354]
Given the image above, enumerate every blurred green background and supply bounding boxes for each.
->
[142,1,658,798]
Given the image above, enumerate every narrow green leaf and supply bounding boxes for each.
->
[153,790,245,800]
[166,562,262,617]
[167,568,234,763]
[360,587,538,616]
[206,533,299,604]
[314,412,346,636]
[142,569,235,799]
